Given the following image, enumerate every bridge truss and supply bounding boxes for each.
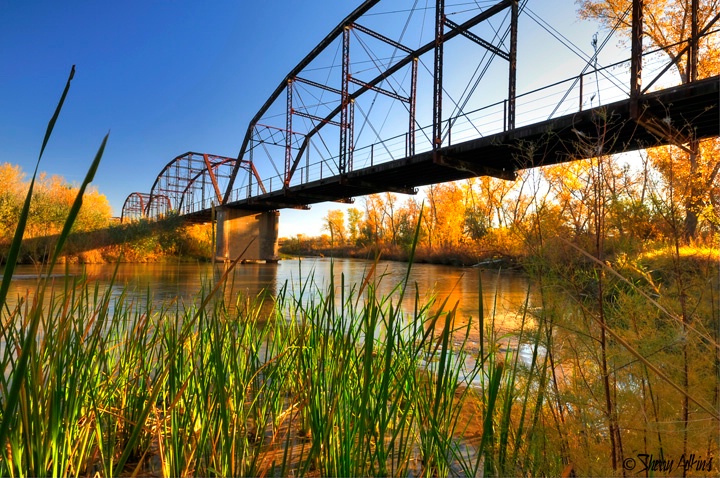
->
[122,152,263,222]
[123,0,719,221]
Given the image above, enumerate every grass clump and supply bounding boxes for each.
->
[0,66,551,476]
[0,259,551,477]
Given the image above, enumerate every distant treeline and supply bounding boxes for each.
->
[0,162,214,264]
[284,138,718,265]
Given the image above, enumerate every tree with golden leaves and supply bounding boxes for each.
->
[577,0,719,239]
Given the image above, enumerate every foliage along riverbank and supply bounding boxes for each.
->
[280,238,518,268]
[0,163,214,265]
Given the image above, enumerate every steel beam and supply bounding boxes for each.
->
[348,77,410,103]
[445,18,509,60]
[294,76,343,96]
[689,0,699,83]
[339,26,351,176]
[352,23,413,53]
[433,0,445,154]
[630,0,643,119]
[409,57,417,157]
[435,155,517,180]
[293,110,342,127]
[285,79,293,187]
[202,153,224,204]
[508,0,518,131]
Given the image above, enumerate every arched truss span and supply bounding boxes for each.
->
[147,152,264,218]
[224,0,521,202]
[121,192,172,223]
[121,192,150,223]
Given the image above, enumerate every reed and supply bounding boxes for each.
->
[0,67,551,477]
[1,261,554,476]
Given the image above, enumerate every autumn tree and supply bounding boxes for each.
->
[323,209,346,246]
[0,162,113,262]
[577,0,720,239]
[424,183,467,250]
[0,163,26,243]
[360,194,385,244]
[346,207,363,244]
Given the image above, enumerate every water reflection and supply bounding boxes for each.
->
[4,258,535,337]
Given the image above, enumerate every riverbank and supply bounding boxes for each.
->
[280,240,519,269]
[0,258,527,477]
[3,246,717,476]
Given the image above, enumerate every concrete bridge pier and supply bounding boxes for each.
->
[215,208,280,263]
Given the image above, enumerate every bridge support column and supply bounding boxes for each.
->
[215,208,280,262]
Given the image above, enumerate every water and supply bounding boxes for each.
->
[3,257,536,350]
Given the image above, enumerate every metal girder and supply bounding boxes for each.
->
[409,57,417,157]
[348,77,410,102]
[339,26,352,176]
[433,0,444,154]
[245,198,312,210]
[508,0,518,131]
[294,76,343,96]
[434,155,517,181]
[237,0,513,199]
[202,153,223,204]
[630,0,643,119]
[348,180,418,195]
[286,191,356,203]
[352,23,413,53]
[689,0,699,83]
[444,18,509,60]
[293,110,342,127]
[285,79,293,186]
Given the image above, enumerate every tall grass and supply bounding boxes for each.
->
[0,66,553,477]
[0,259,557,477]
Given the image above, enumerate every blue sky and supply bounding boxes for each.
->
[0,1,621,237]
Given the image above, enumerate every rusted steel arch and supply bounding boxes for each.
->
[120,192,150,223]
[146,194,172,220]
[175,155,264,212]
[223,0,518,201]
[147,152,265,217]
[121,192,173,222]
[224,0,383,203]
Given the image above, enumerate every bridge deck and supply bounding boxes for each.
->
[187,76,718,220]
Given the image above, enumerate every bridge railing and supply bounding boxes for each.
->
[223,37,711,206]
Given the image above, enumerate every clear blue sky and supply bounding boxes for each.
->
[0,1,619,237]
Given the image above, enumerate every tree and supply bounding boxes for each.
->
[361,195,385,244]
[346,207,363,245]
[323,209,346,246]
[577,0,720,239]
[0,163,25,242]
[425,183,466,250]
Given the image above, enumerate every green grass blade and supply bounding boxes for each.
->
[0,65,78,450]
[0,65,75,311]
[47,134,107,272]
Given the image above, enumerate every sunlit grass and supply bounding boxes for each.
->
[639,243,720,263]
[0,259,555,477]
[0,63,553,477]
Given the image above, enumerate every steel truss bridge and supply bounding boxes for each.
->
[122,0,720,224]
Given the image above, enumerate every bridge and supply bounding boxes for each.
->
[121,0,720,262]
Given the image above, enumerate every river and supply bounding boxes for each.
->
[4,257,536,351]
